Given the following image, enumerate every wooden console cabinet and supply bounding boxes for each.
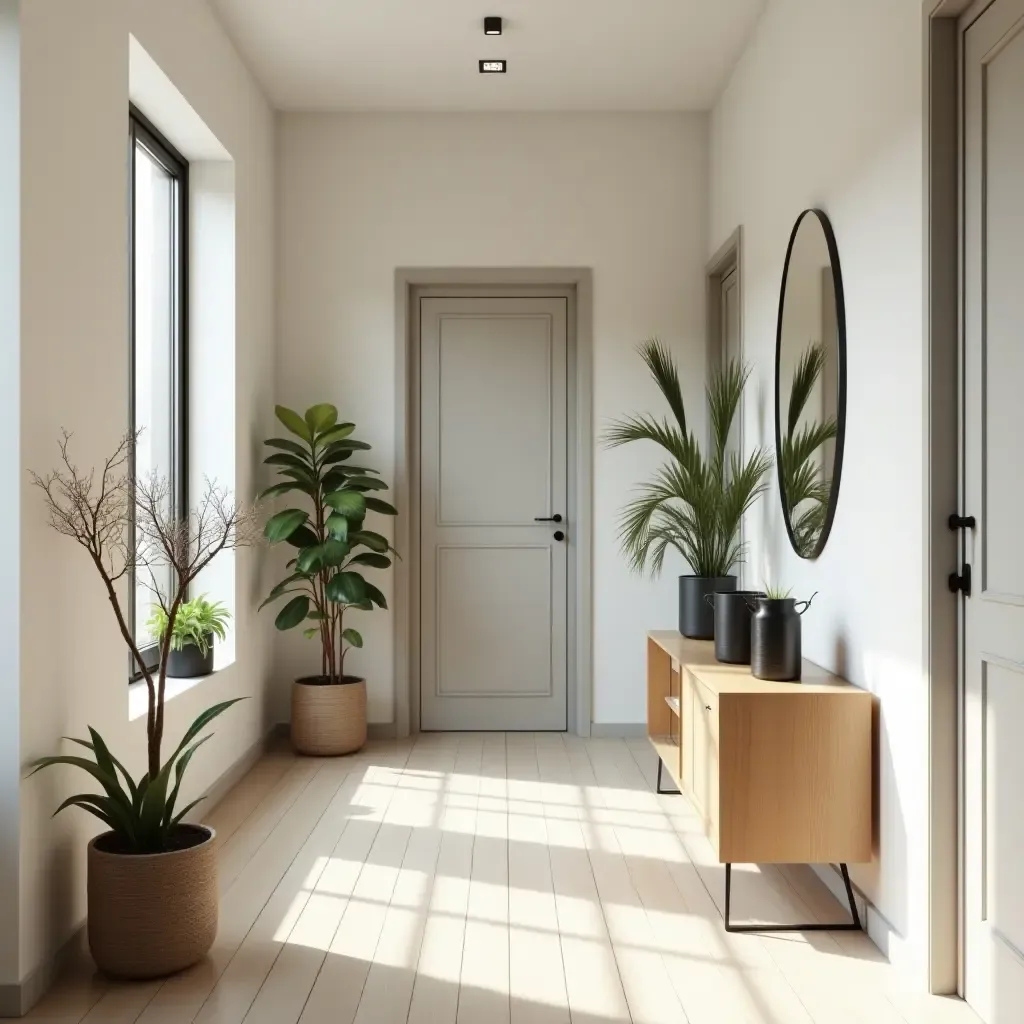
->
[647,631,874,931]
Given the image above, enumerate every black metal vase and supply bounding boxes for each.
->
[167,636,216,679]
[751,599,804,681]
[679,576,736,640]
[709,591,765,664]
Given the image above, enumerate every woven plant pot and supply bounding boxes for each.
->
[291,676,367,756]
[87,825,217,979]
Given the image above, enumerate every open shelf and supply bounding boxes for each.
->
[649,734,683,792]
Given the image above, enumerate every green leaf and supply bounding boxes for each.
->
[323,439,371,458]
[325,572,368,604]
[65,734,137,804]
[168,699,248,767]
[27,755,133,817]
[342,628,363,649]
[325,512,350,542]
[297,540,350,574]
[138,762,173,850]
[363,497,398,516]
[303,627,320,639]
[52,795,122,834]
[163,735,212,829]
[276,405,313,442]
[305,403,339,434]
[286,525,320,549]
[265,437,314,459]
[258,482,306,501]
[260,573,311,611]
[349,530,389,554]
[347,552,392,570]
[279,466,318,489]
[363,582,388,610]
[324,490,367,519]
[315,422,356,448]
[265,509,309,543]
[171,797,206,828]
[264,453,314,471]
[276,595,310,630]
[345,476,388,492]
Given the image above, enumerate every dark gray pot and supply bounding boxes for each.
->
[751,599,801,681]
[711,591,766,664]
[679,576,736,640]
[167,636,215,679]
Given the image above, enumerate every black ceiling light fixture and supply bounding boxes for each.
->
[484,16,503,35]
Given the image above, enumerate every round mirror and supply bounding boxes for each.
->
[775,209,847,560]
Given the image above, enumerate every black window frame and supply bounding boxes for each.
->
[128,106,189,681]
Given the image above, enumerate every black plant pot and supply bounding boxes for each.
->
[711,591,766,665]
[678,576,736,640]
[751,599,802,681]
[167,636,215,679]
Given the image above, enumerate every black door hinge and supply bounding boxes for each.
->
[949,563,972,597]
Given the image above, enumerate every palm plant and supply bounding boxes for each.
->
[779,343,838,558]
[605,339,773,579]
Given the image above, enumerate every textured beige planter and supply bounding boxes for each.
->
[291,676,367,756]
[87,825,217,979]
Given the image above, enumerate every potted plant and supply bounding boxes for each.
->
[259,404,397,756]
[780,342,839,558]
[147,595,231,679]
[751,585,818,682]
[606,339,773,640]
[27,432,256,979]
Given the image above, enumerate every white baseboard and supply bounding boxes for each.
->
[589,723,647,738]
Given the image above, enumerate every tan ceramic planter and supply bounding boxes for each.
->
[87,825,217,979]
[291,676,367,756]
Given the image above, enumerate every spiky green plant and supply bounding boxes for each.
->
[148,595,230,656]
[780,342,839,558]
[605,339,774,579]
[764,584,793,600]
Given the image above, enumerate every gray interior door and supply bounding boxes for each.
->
[963,1,1024,1018]
[419,297,569,731]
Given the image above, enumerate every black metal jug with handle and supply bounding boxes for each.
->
[750,593,817,682]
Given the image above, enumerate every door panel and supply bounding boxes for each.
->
[964,2,1024,1018]
[420,297,568,731]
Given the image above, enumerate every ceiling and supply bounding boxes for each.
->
[209,0,767,112]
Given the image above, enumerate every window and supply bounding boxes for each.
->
[129,107,188,676]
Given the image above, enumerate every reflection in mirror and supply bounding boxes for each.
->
[776,209,846,560]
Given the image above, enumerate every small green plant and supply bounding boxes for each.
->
[148,595,230,656]
[605,339,774,579]
[259,404,397,684]
[764,584,793,600]
[780,342,839,558]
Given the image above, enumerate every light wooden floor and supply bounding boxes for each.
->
[26,734,978,1024]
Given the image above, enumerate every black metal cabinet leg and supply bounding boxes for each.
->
[656,758,680,795]
[724,862,862,933]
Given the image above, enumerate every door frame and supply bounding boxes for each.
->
[393,268,594,737]
[923,0,1000,997]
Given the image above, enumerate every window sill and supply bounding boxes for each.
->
[128,660,235,722]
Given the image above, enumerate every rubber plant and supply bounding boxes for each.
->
[605,339,774,577]
[27,432,256,853]
[779,342,838,558]
[259,404,397,683]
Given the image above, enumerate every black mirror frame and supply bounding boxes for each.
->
[774,207,848,561]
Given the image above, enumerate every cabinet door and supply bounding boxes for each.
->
[691,682,720,852]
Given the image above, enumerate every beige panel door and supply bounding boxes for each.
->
[420,297,568,731]
[964,2,1024,1018]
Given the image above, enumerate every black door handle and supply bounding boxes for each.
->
[535,514,563,523]
[553,531,566,542]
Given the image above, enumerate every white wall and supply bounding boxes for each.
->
[276,112,709,727]
[709,0,928,981]
[11,0,275,991]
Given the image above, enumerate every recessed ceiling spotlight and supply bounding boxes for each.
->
[479,59,507,74]
[484,16,503,36]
